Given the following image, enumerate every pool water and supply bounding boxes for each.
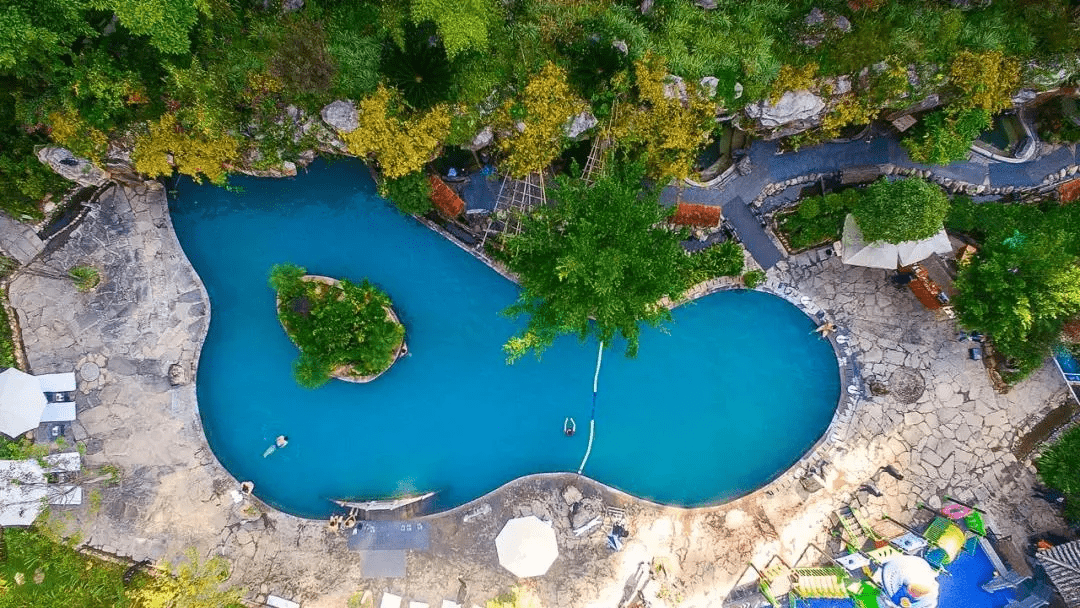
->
[170,159,841,518]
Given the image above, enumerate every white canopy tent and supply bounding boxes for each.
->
[841,215,953,270]
[0,368,48,438]
[495,516,559,578]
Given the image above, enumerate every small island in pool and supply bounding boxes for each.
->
[269,263,406,388]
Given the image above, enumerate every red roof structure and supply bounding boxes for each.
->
[671,203,722,227]
[429,175,465,217]
[1060,179,1080,204]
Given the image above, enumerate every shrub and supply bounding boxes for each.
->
[854,177,950,244]
[340,85,451,179]
[132,113,240,185]
[496,63,586,178]
[685,240,744,284]
[949,50,1020,114]
[776,189,860,251]
[770,63,818,102]
[743,269,766,289]
[379,171,433,215]
[68,265,101,292]
[902,108,990,166]
[1038,425,1080,523]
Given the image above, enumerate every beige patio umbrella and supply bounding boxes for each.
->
[495,516,559,578]
[0,368,47,438]
[841,215,952,269]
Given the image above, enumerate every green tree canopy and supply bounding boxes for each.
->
[902,108,990,166]
[954,226,1080,380]
[853,177,950,244]
[92,0,210,55]
[503,159,691,362]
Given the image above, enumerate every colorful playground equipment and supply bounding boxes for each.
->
[879,555,940,608]
[729,495,1037,608]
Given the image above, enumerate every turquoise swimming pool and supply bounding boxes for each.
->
[170,159,841,518]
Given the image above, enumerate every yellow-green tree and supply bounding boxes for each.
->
[130,549,243,608]
[496,63,586,178]
[132,113,240,184]
[48,109,109,161]
[949,50,1020,113]
[340,85,451,179]
[769,63,818,102]
[615,54,718,181]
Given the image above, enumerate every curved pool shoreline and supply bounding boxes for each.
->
[169,162,850,519]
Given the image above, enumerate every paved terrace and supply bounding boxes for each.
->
[4,177,1071,607]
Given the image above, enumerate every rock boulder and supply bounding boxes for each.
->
[564,111,598,139]
[745,91,826,129]
[320,100,359,134]
[36,147,109,187]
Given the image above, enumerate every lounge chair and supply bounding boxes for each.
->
[409,602,429,608]
[43,452,80,473]
[40,402,76,423]
[266,596,301,608]
[47,485,81,505]
[37,372,76,393]
[791,566,850,599]
[865,544,902,565]
[1004,594,1049,608]
[380,593,403,608]
[753,558,793,608]
[835,502,882,552]
[440,602,462,608]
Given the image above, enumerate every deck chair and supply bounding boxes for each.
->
[380,594,403,608]
[865,544,902,565]
[755,558,794,608]
[1005,594,1049,608]
[791,566,850,599]
[40,402,76,423]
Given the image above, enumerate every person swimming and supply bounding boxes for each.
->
[564,417,576,437]
[263,435,289,457]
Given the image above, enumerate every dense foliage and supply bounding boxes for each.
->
[0,530,244,608]
[776,188,861,251]
[1038,425,1080,523]
[379,171,433,215]
[503,158,690,362]
[902,108,990,166]
[2,0,1076,217]
[270,263,404,388]
[853,177,950,244]
[949,198,1080,381]
[685,240,744,285]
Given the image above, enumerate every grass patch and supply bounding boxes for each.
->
[0,527,137,608]
[684,240,744,285]
[67,266,101,292]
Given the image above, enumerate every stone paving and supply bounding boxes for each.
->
[4,179,1073,607]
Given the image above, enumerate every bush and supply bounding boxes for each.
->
[854,177,950,244]
[1038,425,1080,523]
[379,171,433,215]
[685,240,744,284]
[776,189,861,251]
[742,269,766,289]
[68,265,101,292]
[903,108,990,166]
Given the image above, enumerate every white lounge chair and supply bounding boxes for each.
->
[47,485,82,505]
[43,452,80,473]
[40,402,76,423]
[266,595,301,608]
[409,602,429,608]
[440,601,462,608]
[37,372,76,393]
[380,593,403,608]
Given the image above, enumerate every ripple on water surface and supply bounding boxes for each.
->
[169,159,841,518]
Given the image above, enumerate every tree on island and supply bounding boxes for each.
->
[270,263,404,388]
[502,158,691,362]
[853,177,950,244]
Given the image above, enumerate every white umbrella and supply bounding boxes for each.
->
[495,516,559,578]
[0,368,47,438]
[841,215,952,270]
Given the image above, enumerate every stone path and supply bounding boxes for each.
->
[7,174,1073,607]
[664,133,1079,268]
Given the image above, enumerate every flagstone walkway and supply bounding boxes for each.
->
[5,175,1072,607]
